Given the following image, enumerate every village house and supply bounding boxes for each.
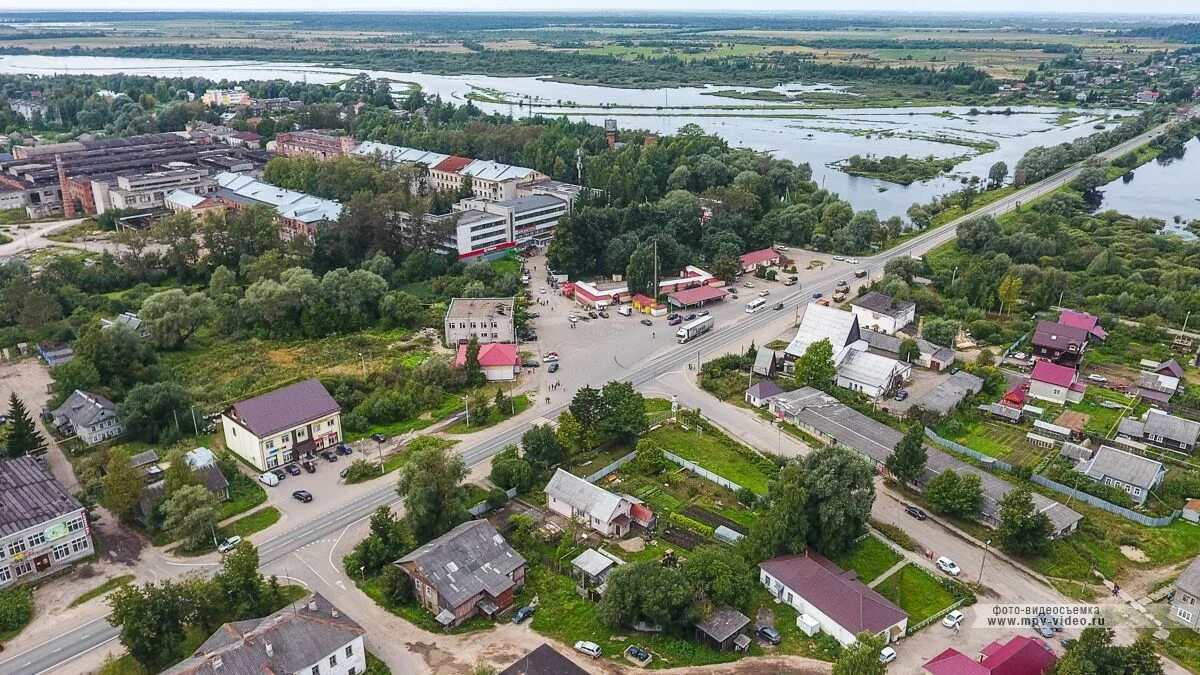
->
[394,520,526,627]
[1028,360,1085,405]
[221,379,342,471]
[759,551,908,647]
[1031,320,1089,366]
[861,329,955,371]
[1171,557,1200,630]
[99,311,151,339]
[923,635,1057,675]
[1075,445,1166,506]
[850,292,916,336]
[455,342,520,382]
[544,469,638,537]
[694,606,752,653]
[738,247,781,273]
[1128,358,1183,407]
[49,390,124,446]
[500,644,590,675]
[782,303,911,398]
[1118,409,1200,454]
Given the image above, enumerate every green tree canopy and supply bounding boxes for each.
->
[6,393,46,458]
[924,469,984,519]
[396,438,469,543]
[804,445,875,557]
[795,338,837,390]
[886,425,927,485]
[997,485,1052,556]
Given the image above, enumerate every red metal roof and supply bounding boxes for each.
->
[980,636,1057,675]
[1001,386,1026,407]
[924,648,988,675]
[1057,310,1108,340]
[632,294,654,306]
[1031,360,1077,388]
[432,155,473,173]
[668,285,727,306]
[455,342,519,368]
[739,248,778,267]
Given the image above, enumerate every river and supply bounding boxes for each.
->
[1094,136,1200,238]
[0,54,1141,217]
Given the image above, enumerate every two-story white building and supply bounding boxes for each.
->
[164,592,365,675]
[49,389,124,446]
[850,292,916,336]
[222,380,342,471]
[0,456,93,586]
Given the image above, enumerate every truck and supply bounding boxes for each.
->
[832,290,847,302]
[676,315,714,343]
[854,268,868,278]
[783,275,798,286]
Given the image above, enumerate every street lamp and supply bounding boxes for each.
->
[977,539,992,589]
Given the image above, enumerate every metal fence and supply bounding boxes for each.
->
[581,451,638,484]
[468,487,518,516]
[663,450,746,493]
[924,428,1014,473]
[908,597,968,635]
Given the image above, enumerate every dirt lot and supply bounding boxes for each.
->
[0,358,80,491]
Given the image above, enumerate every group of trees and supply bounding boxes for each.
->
[98,444,226,547]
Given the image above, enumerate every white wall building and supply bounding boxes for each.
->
[0,457,92,586]
[222,379,342,471]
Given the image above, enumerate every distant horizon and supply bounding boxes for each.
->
[2,5,1198,16]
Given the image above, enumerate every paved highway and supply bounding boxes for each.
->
[0,117,1178,675]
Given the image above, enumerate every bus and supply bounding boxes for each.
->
[746,298,767,313]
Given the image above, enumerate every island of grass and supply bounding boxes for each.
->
[837,152,973,185]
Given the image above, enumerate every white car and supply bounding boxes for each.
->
[936,556,961,576]
[1087,374,1107,383]
[543,352,559,362]
[879,646,897,664]
[217,535,242,554]
[942,610,965,628]
[540,286,547,294]
[833,256,845,261]
[574,641,602,658]
[846,258,860,264]
[743,281,755,288]
[758,290,770,297]
[568,315,579,323]
[775,245,790,252]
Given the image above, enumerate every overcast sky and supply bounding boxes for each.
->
[9,2,1200,14]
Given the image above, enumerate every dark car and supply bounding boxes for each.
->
[668,316,682,326]
[270,468,287,481]
[598,310,609,318]
[522,359,540,368]
[588,311,599,319]
[684,313,696,321]
[339,467,350,479]
[667,313,680,321]
[301,460,316,473]
[336,443,353,456]
[627,646,651,662]
[640,318,653,326]
[772,302,784,310]
[756,626,782,645]
[284,464,302,476]
[512,606,536,623]
[905,505,928,521]
[370,433,386,443]
[812,291,823,299]
[894,389,909,401]
[292,490,313,503]
[322,451,338,462]
[520,332,538,341]
[548,362,559,373]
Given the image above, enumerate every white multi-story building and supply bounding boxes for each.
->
[0,457,92,586]
[455,194,569,248]
[443,297,516,347]
[164,593,366,675]
[201,88,252,107]
[222,380,342,471]
[49,389,124,446]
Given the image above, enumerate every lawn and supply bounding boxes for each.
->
[443,393,530,434]
[217,469,268,521]
[940,418,1026,460]
[645,424,775,494]
[873,564,959,627]
[1155,628,1200,675]
[569,439,634,478]
[346,437,457,484]
[173,506,283,556]
[69,574,135,608]
[832,535,903,585]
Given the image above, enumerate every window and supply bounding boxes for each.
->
[52,542,70,560]
[1178,607,1194,623]
[70,537,89,553]
[345,644,354,658]
[14,561,32,576]
[28,532,45,547]
[311,667,320,675]
[329,654,338,668]
[0,566,9,583]
[8,540,26,557]
[266,439,276,450]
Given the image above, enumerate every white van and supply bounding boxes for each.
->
[617,305,632,317]
[259,472,280,487]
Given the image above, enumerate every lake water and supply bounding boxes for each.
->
[0,54,1138,217]
[1096,136,1200,238]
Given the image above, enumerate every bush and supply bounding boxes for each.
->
[668,512,715,538]
[870,518,918,552]
[486,488,509,510]
[0,586,32,632]
[632,439,668,475]
[735,486,758,507]
[344,459,378,484]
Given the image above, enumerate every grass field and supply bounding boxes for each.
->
[644,424,775,494]
[873,564,959,626]
[443,393,530,434]
[832,535,903,585]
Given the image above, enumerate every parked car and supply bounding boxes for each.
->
[949,367,960,375]
[936,556,961,576]
[684,313,697,321]
[758,290,770,297]
[543,352,559,362]
[259,472,279,487]
[548,362,559,373]
[588,311,599,319]
[894,389,909,401]
[217,536,243,554]
[512,606,536,623]
[756,626,782,645]
[1087,374,1108,383]
[667,313,680,321]
[772,302,784,310]
[574,641,602,658]
[598,310,609,318]
[302,460,316,473]
[284,464,301,476]
[292,490,314,503]
[775,245,789,252]
[698,309,710,317]
[1034,622,1054,638]
[1037,613,1063,632]
[322,451,338,462]
[539,286,547,294]
[526,310,539,318]
[626,646,651,663]
[519,332,538,341]
[880,647,897,664]
[668,316,682,326]
[905,505,927,520]
[942,610,965,628]
[833,255,845,261]
[522,360,540,368]
[812,292,823,299]
[336,443,353,455]
[743,281,755,288]
[371,433,386,443]
[339,467,350,479]
[271,468,287,481]
[640,318,653,326]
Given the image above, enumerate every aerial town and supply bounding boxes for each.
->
[0,6,1198,675]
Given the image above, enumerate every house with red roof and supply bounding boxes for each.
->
[1029,360,1085,405]
[738,248,781,273]
[759,551,908,647]
[924,635,1056,675]
[1057,309,1108,342]
[428,155,476,192]
[455,343,520,382]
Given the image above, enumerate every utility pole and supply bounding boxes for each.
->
[463,395,470,427]
[652,238,659,301]
[977,539,992,589]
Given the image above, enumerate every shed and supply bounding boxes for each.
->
[694,607,751,653]
[745,380,785,408]
[570,548,621,586]
[796,613,821,637]
[1184,499,1200,524]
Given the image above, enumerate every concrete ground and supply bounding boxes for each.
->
[886,367,950,416]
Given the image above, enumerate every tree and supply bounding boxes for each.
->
[522,424,567,471]
[897,338,921,364]
[1057,627,1164,675]
[462,335,485,387]
[598,562,697,631]
[681,546,755,611]
[957,216,1001,254]
[568,387,605,448]
[119,382,194,443]
[988,161,1008,188]
[632,438,668,475]
[744,463,808,560]
[140,289,215,350]
[996,275,1023,316]
[163,452,202,495]
[161,485,219,551]
[1073,166,1109,195]
[74,323,154,393]
[396,438,469,543]
[6,393,45,458]
[886,425,927,485]
[832,632,887,675]
[923,469,983,518]
[600,380,648,443]
[625,242,659,297]
[489,445,536,492]
[213,541,273,618]
[906,204,931,230]
[804,445,875,557]
[108,581,193,669]
[794,338,837,390]
[103,448,144,519]
[922,318,958,348]
[997,486,1052,556]
[555,410,589,456]
[378,564,416,606]
[712,254,742,282]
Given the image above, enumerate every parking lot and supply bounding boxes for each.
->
[251,443,383,519]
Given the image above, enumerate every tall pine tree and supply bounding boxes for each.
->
[7,393,46,458]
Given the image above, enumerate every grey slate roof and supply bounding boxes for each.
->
[1176,557,1200,598]
[544,468,627,524]
[571,548,618,578]
[163,593,364,675]
[850,291,915,318]
[1059,441,1094,462]
[916,371,984,415]
[225,379,340,438]
[396,520,525,609]
[752,348,778,376]
[500,644,590,675]
[1144,410,1200,446]
[0,456,84,538]
[51,390,119,431]
[695,606,751,643]
[128,449,160,469]
[983,403,1024,422]
[1078,445,1165,489]
[861,329,954,364]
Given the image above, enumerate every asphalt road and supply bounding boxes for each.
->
[0,117,1179,675]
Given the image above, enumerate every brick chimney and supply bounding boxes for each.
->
[56,154,76,218]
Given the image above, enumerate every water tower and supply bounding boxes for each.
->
[604,118,618,150]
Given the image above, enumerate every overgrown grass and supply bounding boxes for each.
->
[1154,628,1200,675]
[873,564,959,626]
[356,574,495,634]
[171,507,282,557]
[644,424,775,494]
[217,469,268,521]
[832,535,903,585]
[69,574,135,608]
[444,393,531,434]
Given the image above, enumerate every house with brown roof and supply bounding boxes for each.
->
[500,644,590,675]
[1031,320,1089,366]
[759,551,908,647]
[221,380,342,471]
